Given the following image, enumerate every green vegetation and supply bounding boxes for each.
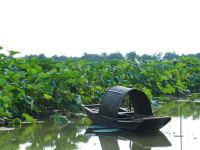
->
[0,46,200,121]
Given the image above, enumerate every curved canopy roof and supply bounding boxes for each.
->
[99,86,153,119]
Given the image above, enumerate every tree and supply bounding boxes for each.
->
[126,51,137,61]
[163,52,179,60]
[140,54,153,60]
[108,52,123,60]
[100,52,108,60]
[81,53,101,61]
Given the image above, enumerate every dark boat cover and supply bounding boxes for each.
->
[99,86,153,119]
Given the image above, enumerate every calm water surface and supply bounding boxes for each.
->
[0,100,200,150]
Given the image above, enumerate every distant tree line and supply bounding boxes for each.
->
[24,51,200,61]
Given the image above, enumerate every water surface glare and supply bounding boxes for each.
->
[0,101,200,150]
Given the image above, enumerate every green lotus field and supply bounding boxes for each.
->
[0,46,200,122]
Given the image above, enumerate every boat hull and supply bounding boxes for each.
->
[84,105,171,130]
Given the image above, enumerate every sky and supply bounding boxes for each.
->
[0,0,200,57]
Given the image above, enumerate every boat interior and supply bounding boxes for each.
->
[84,104,152,120]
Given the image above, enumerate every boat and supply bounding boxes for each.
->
[84,86,171,130]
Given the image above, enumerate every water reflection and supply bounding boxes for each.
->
[156,100,200,150]
[0,101,200,150]
[85,128,171,150]
[0,118,89,150]
[154,100,200,119]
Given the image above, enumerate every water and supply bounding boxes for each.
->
[0,100,200,150]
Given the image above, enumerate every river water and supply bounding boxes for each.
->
[0,100,200,150]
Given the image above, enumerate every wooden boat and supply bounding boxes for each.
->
[84,86,171,130]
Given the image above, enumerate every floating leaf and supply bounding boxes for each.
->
[22,113,36,124]
[54,114,69,124]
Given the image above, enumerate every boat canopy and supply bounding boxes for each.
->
[99,86,153,119]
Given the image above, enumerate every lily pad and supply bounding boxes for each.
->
[54,114,70,124]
